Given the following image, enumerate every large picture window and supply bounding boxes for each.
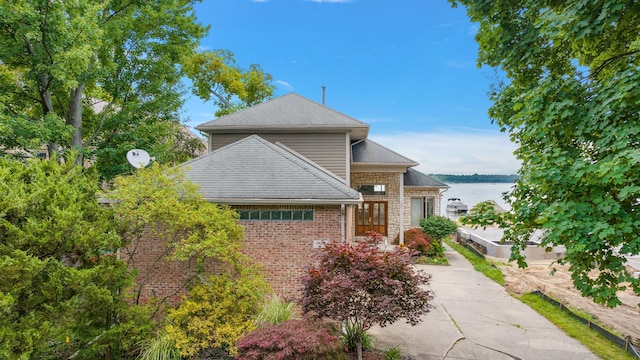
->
[356,201,388,236]
[411,197,435,227]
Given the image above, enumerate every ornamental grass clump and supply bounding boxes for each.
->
[137,333,182,360]
[254,294,297,326]
[341,320,373,353]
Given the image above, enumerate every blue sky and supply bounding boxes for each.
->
[182,0,520,175]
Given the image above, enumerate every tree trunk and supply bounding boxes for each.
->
[67,85,85,165]
[356,340,362,360]
[39,72,59,160]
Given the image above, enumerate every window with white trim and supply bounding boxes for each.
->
[411,197,435,227]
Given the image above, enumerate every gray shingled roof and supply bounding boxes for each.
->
[195,93,369,139]
[351,139,418,165]
[180,135,362,204]
[404,168,449,188]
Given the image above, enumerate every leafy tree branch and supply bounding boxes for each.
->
[450,0,640,307]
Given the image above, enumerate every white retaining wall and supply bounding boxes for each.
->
[457,228,566,260]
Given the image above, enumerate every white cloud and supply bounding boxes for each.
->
[468,24,479,36]
[275,80,293,91]
[369,130,521,175]
[434,20,467,28]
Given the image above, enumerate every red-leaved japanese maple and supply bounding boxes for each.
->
[235,318,346,360]
[300,233,434,360]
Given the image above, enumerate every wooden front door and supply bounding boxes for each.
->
[356,201,387,236]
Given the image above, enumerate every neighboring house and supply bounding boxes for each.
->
[179,93,448,297]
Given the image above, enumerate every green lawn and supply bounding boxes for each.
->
[520,293,638,360]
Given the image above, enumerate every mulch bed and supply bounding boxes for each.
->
[347,350,386,360]
[347,350,415,359]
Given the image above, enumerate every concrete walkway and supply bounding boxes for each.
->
[368,245,600,360]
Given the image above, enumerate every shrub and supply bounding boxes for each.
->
[420,216,458,241]
[426,239,445,258]
[403,228,433,257]
[235,319,347,360]
[395,228,445,258]
[166,274,268,358]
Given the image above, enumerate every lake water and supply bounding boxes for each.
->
[439,182,515,216]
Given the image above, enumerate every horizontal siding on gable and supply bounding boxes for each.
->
[210,133,347,180]
[210,133,253,150]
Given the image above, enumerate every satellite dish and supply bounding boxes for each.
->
[126,149,151,168]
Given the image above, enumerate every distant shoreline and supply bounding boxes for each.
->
[429,174,518,183]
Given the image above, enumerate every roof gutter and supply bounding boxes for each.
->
[404,185,450,189]
[202,197,363,206]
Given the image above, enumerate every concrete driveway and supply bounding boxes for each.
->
[368,245,599,360]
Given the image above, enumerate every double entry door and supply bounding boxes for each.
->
[356,201,387,236]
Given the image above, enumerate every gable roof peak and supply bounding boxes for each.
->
[351,139,418,166]
[181,134,362,204]
[195,92,369,139]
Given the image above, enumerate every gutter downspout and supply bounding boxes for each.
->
[340,203,345,243]
[399,172,405,246]
[439,187,449,216]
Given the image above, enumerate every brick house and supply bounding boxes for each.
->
[179,93,448,297]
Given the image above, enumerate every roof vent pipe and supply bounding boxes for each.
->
[322,86,326,105]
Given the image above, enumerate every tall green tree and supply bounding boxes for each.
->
[0,0,207,177]
[450,0,640,306]
[185,50,275,117]
[0,157,152,359]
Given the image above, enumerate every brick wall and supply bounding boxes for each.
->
[129,205,343,304]
[122,226,201,306]
[237,205,342,299]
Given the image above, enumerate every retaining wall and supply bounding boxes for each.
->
[457,228,566,260]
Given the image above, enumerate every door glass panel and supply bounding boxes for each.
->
[373,203,379,225]
[379,203,385,225]
[364,203,370,225]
